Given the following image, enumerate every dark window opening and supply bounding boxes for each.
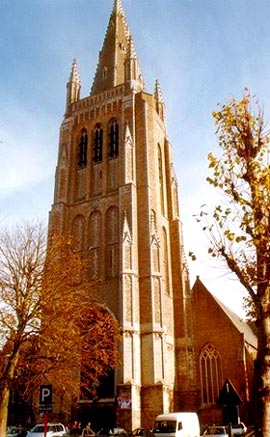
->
[93,124,103,163]
[80,369,115,401]
[78,129,88,168]
[96,369,114,398]
[108,121,119,158]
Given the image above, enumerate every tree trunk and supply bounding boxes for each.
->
[0,382,11,437]
[252,306,270,437]
[0,340,21,436]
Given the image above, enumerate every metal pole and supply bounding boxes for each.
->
[44,412,49,437]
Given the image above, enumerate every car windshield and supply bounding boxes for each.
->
[31,425,44,432]
[31,424,60,432]
[205,427,226,435]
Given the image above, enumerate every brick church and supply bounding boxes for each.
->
[48,0,255,431]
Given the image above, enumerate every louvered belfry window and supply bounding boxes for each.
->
[78,128,88,167]
[93,123,103,162]
[108,120,119,158]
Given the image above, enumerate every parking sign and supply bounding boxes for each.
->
[39,384,53,413]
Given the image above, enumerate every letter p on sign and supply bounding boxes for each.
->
[40,385,52,405]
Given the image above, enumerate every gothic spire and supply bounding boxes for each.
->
[69,58,80,83]
[66,58,81,109]
[90,0,144,95]
[114,0,124,15]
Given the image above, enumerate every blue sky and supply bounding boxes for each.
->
[2,0,270,316]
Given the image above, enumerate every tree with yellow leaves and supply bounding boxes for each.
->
[198,89,270,436]
[0,222,120,435]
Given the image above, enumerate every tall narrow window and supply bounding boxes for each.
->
[108,120,119,158]
[150,209,157,234]
[78,129,88,168]
[72,215,85,251]
[158,145,165,215]
[93,123,103,162]
[105,206,119,278]
[200,343,223,404]
[103,66,108,79]
[88,210,102,279]
[162,227,170,294]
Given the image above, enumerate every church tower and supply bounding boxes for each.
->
[49,0,197,430]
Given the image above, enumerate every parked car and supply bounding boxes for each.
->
[203,425,228,436]
[154,412,200,437]
[7,427,28,437]
[26,423,67,437]
[97,428,128,437]
[231,423,247,435]
[131,429,153,437]
[131,429,145,437]
[79,429,96,437]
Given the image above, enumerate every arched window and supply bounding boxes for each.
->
[108,119,119,158]
[93,123,103,162]
[200,343,223,404]
[78,129,88,168]
[79,305,117,400]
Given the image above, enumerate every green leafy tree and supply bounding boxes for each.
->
[0,222,120,436]
[198,90,270,437]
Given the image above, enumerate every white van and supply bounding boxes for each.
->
[153,412,200,437]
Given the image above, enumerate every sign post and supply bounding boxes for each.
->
[43,412,49,437]
[39,385,53,437]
